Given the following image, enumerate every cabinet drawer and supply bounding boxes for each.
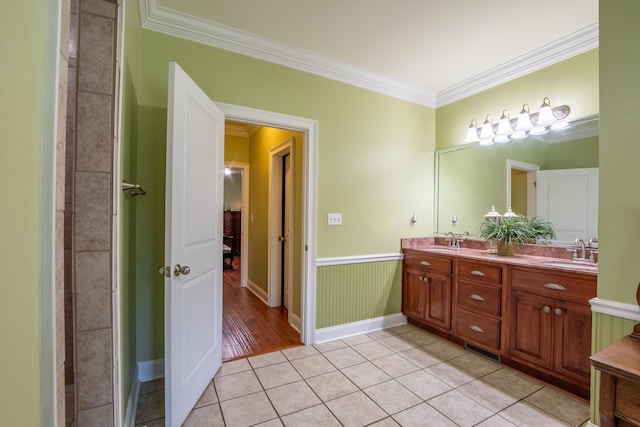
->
[458,260,503,285]
[457,282,501,317]
[404,252,452,275]
[457,309,500,350]
[511,267,596,301]
[616,378,640,425]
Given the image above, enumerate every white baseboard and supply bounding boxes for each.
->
[290,312,302,333]
[586,422,598,427]
[314,313,408,344]
[247,279,268,304]
[123,365,140,427]
[138,358,165,382]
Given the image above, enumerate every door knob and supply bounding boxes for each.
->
[174,264,191,277]
[278,236,286,242]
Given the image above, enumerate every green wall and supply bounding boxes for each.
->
[0,0,51,424]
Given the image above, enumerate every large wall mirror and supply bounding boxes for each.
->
[435,114,599,244]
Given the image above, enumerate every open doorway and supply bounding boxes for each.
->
[221,122,302,360]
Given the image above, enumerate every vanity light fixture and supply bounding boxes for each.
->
[464,98,571,145]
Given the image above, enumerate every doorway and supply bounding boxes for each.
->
[221,126,302,361]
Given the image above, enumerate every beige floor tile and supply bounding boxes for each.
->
[475,415,517,427]
[266,381,322,416]
[182,403,224,426]
[135,389,164,424]
[342,334,374,346]
[387,324,423,335]
[139,378,164,395]
[447,352,502,377]
[214,370,263,401]
[249,351,288,368]
[398,347,441,368]
[314,340,347,353]
[422,339,468,361]
[280,404,341,427]
[425,361,476,387]
[341,361,392,389]
[377,335,416,352]
[481,368,544,399]
[428,389,494,427]
[367,329,398,340]
[524,387,589,426]
[352,340,395,360]
[306,370,359,401]
[368,417,402,426]
[217,358,252,377]
[254,419,284,427]
[282,345,319,361]
[290,354,336,378]
[219,391,279,427]
[325,391,387,427]
[457,378,519,412]
[322,346,367,369]
[135,419,165,427]
[255,361,303,389]
[396,370,451,400]
[498,401,570,427]
[194,381,218,408]
[363,379,422,415]
[371,353,420,378]
[392,402,458,427]
[397,330,440,346]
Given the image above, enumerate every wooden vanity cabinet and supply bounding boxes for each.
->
[455,260,504,352]
[508,266,596,395]
[402,251,453,332]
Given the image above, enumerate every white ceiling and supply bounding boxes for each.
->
[142,0,598,107]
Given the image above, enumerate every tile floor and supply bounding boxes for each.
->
[135,324,590,427]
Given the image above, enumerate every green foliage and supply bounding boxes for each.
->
[478,215,556,244]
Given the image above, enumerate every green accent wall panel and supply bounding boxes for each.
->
[316,261,402,329]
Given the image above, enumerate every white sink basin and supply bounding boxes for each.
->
[543,261,598,271]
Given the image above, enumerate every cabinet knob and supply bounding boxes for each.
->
[554,307,563,316]
[543,305,551,314]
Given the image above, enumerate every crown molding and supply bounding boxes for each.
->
[139,0,436,107]
[139,1,597,109]
[437,23,599,107]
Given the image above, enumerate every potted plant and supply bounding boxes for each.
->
[478,215,555,256]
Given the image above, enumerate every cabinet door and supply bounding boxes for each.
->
[510,291,553,370]
[403,268,426,320]
[553,299,592,383]
[424,272,452,331]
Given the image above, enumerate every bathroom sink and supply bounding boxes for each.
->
[423,246,458,253]
[543,261,598,271]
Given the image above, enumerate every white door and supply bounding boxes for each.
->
[164,62,225,426]
[536,168,599,243]
[283,154,292,310]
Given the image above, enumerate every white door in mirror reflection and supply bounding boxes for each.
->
[536,168,599,243]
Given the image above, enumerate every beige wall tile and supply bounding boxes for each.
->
[75,171,110,251]
[78,12,113,94]
[76,92,112,172]
[76,329,112,410]
[75,251,111,331]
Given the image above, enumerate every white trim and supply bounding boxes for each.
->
[585,423,598,427]
[224,161,250,288]
[140,0,597,108]
[506,160,539,211]
[590,297,640,322]
[123,365,140,427]
[217,102,318,345]
[137,359,165,382]
[316,253,403,267]
[247,279,269,305]
[437,24,599,106]
[289,313,302,334]
[315,313,408,344]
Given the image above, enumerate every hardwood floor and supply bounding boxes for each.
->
[222,257,301,361]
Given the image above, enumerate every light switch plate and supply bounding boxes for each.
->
[328,213,342,226]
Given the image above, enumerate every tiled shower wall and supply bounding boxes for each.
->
[69,0,120,424]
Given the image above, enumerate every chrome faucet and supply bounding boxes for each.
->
[574,238,587,260]
[445,231,469,248]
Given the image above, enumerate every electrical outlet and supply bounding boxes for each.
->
[328,213,342,226]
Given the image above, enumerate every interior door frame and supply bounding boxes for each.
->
[268,138,294,313]
[219,103,317,345]
[224,161,250,288]
[506,159,539,217]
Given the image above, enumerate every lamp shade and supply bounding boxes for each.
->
[464,119,480,142]
[536,97,555,126]
[479,115,495,139]
[496,110,512,135]
[515,104,533,131]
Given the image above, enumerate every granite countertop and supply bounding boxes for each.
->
[401,237,598,276]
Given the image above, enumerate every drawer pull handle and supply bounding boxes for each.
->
[470,270,485,276]
[470,294,485,301]
[420,260,431,266]
[469,325,485,333]
[544,283,566,291]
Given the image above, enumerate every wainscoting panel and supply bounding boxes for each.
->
[316,260,402,329]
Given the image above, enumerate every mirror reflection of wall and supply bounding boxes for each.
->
[435,115,598,242]
[224,167,243,211]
